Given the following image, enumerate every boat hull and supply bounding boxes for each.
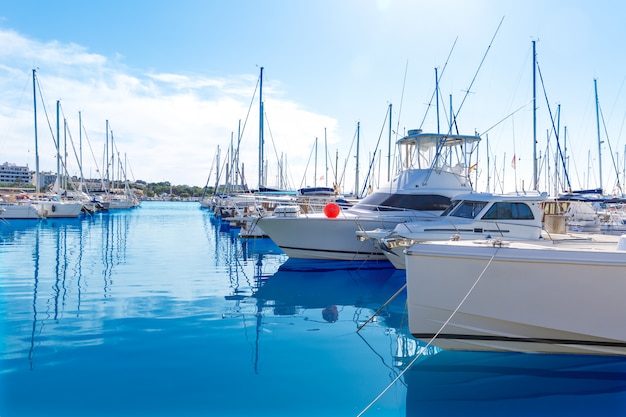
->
[379,243,407,269]
[257,213,423,261]
[0,203,40,219]
[34,201,83,218]
[107,198,139,209]
[405,238,626,355]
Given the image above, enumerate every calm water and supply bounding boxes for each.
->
[1,202,626,417]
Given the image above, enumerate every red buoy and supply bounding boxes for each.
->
[323,202,340,218]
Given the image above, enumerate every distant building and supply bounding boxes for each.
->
[0,162,32,186]
[38,171,57,189]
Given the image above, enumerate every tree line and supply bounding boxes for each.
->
[136,181,211,198]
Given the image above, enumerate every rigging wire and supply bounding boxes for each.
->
[599,104,623,193]
[264,111,291,190]
[299,138,317,189]
[34,75,58,154]
[221,72,260,192]
[391,60,409,175]
[338,125,359,190]
[420,18,503,188]
[360,106,390,197]
[536,62,571,191]
[419,37,458,131]
[480,100,531,136]
[450,16,504,135]
[324,144,339,188]
[201,148,218,198]
[77,116,108,192]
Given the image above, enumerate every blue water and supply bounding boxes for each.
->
[1,202,626,417]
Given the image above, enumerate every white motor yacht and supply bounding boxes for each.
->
[358,191,547,269]
[405,233,626,355]
[256,130,481,260]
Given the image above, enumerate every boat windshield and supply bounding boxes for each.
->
[353,192,452,212]
[444,200,488,219]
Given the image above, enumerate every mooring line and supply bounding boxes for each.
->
[356,242,502,416]
[356,283,406,333]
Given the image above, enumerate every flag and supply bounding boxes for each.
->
[468,162,478,173]
[511,154,516,170]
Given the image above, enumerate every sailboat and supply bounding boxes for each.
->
[102,121,140,210]
[30,71,83,218]
[0,194,41,219]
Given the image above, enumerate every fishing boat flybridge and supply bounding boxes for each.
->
[255,129,481,261]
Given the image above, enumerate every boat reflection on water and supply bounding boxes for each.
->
[405,350,626,416]
[253,258,405,322]
[239,236,285,264]
[248,258,432,372]
[214,208,431,377]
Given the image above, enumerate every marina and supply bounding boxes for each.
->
[3,3,626,415]
[2,202,626,416]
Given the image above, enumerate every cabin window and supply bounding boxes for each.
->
[440,199,461,216]
[353,193,452,211]
[448,200,488,219]
[481,202,535,220]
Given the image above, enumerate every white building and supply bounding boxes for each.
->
[0,162,32,186]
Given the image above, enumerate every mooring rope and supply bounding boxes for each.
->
[356,241,503,416]
[357,283,407,333]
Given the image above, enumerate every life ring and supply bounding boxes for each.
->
[51,204,56,213]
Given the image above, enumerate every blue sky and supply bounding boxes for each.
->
[1,1,625,194]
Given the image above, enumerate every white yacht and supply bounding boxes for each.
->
[31,196,83,218]
[358,191,547,269]
[0,196,41,219]
[405,233,626,355]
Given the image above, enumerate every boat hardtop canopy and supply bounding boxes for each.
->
[396,129,481,148]
[395,129,481,172]
[450,191,548,204]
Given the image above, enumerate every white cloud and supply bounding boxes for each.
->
[0,28,341,188]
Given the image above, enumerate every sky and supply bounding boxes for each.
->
[1,0,626,195]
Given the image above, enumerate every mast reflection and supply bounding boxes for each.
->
[17,212,131,369]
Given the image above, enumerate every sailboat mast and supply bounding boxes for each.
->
[64,117,68,190]
[79,111,83,191]
[486,134,491,192]
[56,100,61,189]
[355,122,360,196]
[106,120,109,190]
[111,129,115,191]
[33,69,40,193]
[387,103,392,182]
[258,67,264,189]
[214,145,221,193]
[532,40,538,191]
[594,78,603,193]
[561,126,569,190]
[435,68,440,134]
[314,137,318,187]
[237,121,241,188]
[325,128,328,187]
[335,149,339,189]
